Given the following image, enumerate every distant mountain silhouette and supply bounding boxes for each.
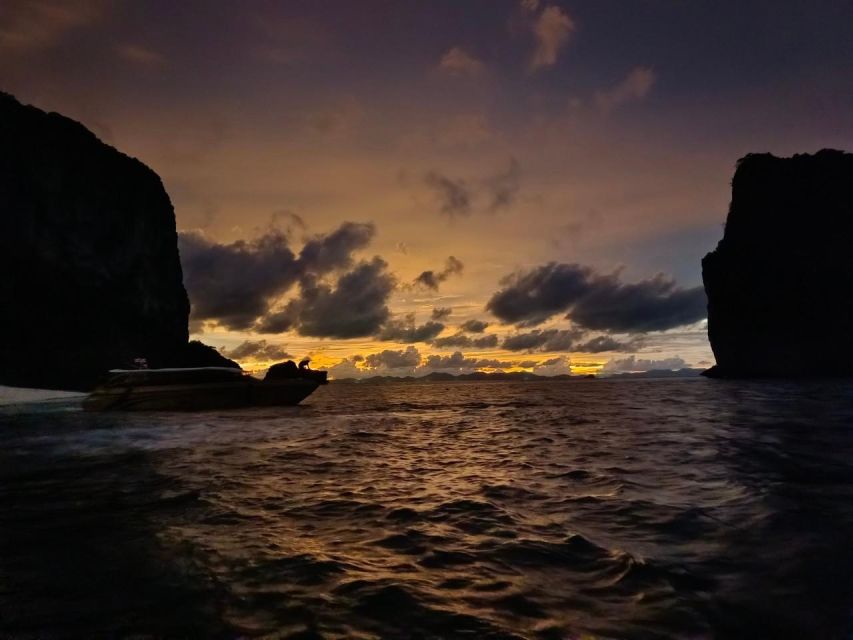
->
[603,368,704,380]
[330,369,703,384]
[332,371,596,384]
[703,149,853,378]
[0,92,237,390]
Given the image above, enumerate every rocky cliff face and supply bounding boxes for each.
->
[702,149,853,378]
[0,92,235,390]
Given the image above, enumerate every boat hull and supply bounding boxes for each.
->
[83,378,320,411]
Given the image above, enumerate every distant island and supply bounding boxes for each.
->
[703,149,853,378]
[331,368,703,384]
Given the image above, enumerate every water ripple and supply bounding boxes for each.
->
[2,379,853,638]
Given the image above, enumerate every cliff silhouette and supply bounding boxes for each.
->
[0,92,236,390]
[703,149,853,378]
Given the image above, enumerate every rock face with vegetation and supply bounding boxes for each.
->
[0,92,236,390]
[702,149,853,378]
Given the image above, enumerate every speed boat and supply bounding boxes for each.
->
[82,363,327,411]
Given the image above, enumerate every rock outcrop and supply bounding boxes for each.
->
[174,341,240,370]
[702,149,853,378]
[0,92,236,390]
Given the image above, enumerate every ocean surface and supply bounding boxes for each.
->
[2,379,853,639]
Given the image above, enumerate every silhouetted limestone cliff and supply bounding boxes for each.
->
[0,92,236,390]
[702,149,853,378]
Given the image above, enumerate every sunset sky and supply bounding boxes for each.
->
[3,0,852,377]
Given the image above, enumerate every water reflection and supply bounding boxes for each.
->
[0,414,231,637]
[2,379,853,638]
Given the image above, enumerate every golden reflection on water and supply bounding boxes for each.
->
[5,379,853,638]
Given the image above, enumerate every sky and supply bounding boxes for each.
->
[2,0,852,377]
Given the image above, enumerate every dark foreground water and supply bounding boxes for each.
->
[2,379,853,639]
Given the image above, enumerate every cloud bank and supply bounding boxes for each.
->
[602,355,687,374]
[460,319,489,333]
[487,262,706,332]
[222,339,292,362]
[431,307,453,320]
[278,257,396,338]
[502,328,583,352]
[432,332,499,349]
[328,346,575,379]
[180,221,383,334]
[376,313,445,343]
[365,346,422,370]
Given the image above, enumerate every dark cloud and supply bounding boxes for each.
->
[282,257,396,338]
[575,335,629,353]
[431,332,498,349]
[270,209,305,231]
[486,157,521,212]
[223,340,292,361]
[498,326,629,354]
[535,356,569,370]
[422,351,511,371]
[532,355,573,375]
[414,272,440,290]
[179,229,300,330]
[298,221,374,273]
[328,356,364,379]
[431,306,453,320]
[424,160,522,217]
[414,256,464,290]
[256,308,296,333]
[376,313,445,343]
[179,222,376,331]
[330,350,579,379]
[364,346,421,370]
[602,355,687,374]
[425,171,471,217]
[460,319,489,333]
[331,348,424,378]
[570,274,707,333]
[188,317,206,334]
[468,334,499,348]
[488,263,591,327]
[487,262,707,332]
[501,328,584,352]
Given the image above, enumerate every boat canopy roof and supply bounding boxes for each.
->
[108,367,243,374]
[103,367,246,387]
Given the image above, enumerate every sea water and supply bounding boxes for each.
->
[2,378,853,639]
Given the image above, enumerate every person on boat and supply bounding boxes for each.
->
[263,358,327,384]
